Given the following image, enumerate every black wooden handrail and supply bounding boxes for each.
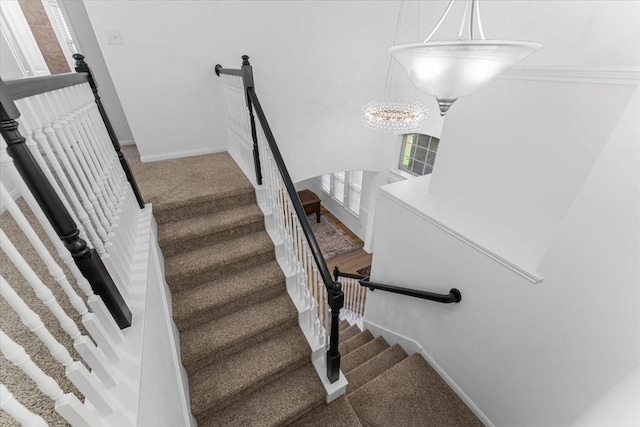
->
[334,267,462,304]
[217,57,344,384]
[3,72,89,100]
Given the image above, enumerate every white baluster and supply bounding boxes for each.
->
[41,91,117,225]
[0,229,121,371]
[0,276,113,415]
[0,183,123,348]
[0,331,97,427]
[0,384,48,427]
[18,97,111,245]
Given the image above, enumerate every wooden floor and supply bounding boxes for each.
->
[321,207,372,275]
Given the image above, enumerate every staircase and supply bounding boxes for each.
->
[131,152,482,426]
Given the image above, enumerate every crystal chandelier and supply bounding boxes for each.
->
[389,0,542,116]
[363,1,427,134]
[363,99,427,133]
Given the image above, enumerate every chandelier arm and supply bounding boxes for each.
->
[423,0,455,43]
[475,0,486,40]
[384,0,406,98]
[458,0,471,40]
[470,0,476,40]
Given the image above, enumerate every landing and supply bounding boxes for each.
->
[130,152,254,212]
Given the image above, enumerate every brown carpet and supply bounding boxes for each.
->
[131,152,328,425]
[132,152,484,427]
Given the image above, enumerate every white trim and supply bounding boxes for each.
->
[119,139,136,146]
[379,190,543,284]
[364,320,495,427]
[139,146,226,163]
[501,66,640,86]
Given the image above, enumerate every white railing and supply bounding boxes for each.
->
[219,72,350,399]
[220,74,256,184]
[0,78,154,425]
[339,276,366,328]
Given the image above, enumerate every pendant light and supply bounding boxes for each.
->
[389,0,542,116]
[363,1,427,134]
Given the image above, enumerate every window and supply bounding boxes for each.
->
[318,171,363,216]
[347,170,362,215]
[333,172,345,204]
[399,133,439,176]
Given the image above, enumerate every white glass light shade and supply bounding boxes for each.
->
[389,40,542,115]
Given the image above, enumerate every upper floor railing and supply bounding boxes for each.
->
[0,54,149,425]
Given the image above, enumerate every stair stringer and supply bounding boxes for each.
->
[255,185,348,403]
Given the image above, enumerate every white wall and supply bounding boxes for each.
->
[60,0,135,145]
[75,0,450,173]
[365,0,640,422]
[367,86,639,424]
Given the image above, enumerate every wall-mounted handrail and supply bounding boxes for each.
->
[334,267,462,304]
[216,57,344,384]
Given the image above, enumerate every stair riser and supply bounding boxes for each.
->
[346,345,408,395]
[160,219,265,258]
[155,191,256,225]
[194,354,309,421]
[184,316,298,374]
[167,249,275,293]
[175,280,286,331]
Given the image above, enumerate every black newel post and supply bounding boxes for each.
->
[240,55,263,186]
[73,53,145,209]
[326,281,344,383]
[0,80,132,329]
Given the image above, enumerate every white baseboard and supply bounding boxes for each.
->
[120,139,136,146]
[364,320,495,427]
[140,146,227,163]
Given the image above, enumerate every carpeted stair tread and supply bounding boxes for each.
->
[190,325,310,418]
[346,344,408,394]
[181,292,297,371]
[159,204,264,256]
[287,395,362,427]
[199,363,325,427]
[349,354,483,427]
[340,324,361,342]
[341,336,390,374]
[165,231,274,292]
[339,320,350,331]
[173,260,285,331]
[131,152,256,224]
[339,329,373,356]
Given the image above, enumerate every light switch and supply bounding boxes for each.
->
[105,31,123,45]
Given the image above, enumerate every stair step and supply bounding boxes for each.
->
[173,260,285,331]
[349,354,483,426]
[159,204,264,257]
[181,292,298,372]
[199,363,325,427]
[339,330,373,356]
[339,319,350,331]
[190,325,310,419]
[346,344,407,394]
[340,324,361,342]
[341,336,389,373]
[131,152,257,224]
[165,231,274,292]
[287,395,362,427]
